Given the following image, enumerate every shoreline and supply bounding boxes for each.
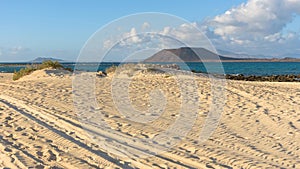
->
[2,62,300,77]
[0,59,300,66]
[3,70,300,83]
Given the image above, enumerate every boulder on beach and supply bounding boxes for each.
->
[96,71,107,77]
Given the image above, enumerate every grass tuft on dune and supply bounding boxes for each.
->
[13,60,71,80]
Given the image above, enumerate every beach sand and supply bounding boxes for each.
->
[0,69,300,168]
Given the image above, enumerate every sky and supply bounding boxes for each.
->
[0,0,300,62]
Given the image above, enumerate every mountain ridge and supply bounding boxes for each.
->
[144,47,300,62]
[31,57,64,63]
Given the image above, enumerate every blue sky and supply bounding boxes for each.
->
[1,0,300,62]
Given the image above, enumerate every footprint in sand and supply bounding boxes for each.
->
[4,147,13,153]
[5,116,13,121]
[42,149,61,162]
[15,127,25,132]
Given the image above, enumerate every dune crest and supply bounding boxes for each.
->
[18,68,72,81]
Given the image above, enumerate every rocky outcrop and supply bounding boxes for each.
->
[225,74,300,82]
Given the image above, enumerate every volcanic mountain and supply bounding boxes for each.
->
[144,47,245,62]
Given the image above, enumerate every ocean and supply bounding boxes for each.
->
[1,62,300,76]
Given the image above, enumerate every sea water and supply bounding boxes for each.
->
[1,62,300,76]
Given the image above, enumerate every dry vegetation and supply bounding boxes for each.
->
[13,60,71,80]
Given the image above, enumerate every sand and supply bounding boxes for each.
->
[0,69,300,168]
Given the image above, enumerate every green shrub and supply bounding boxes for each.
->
[38,60,63,69]
[13,60,68,80]
[105,65,117,74]
[64,67,73,72]
[13,67,36,80]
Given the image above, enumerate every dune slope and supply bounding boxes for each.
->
[0,70,300,168]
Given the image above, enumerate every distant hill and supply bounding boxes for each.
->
[281,53,300,59]
[216,49,270,59]
[144,47,244,62]
[31,57,64,63]
[144,47,300,62]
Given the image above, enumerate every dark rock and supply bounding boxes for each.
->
[225,74,300,82]
[191,70,203,73]
[96,71,107,77]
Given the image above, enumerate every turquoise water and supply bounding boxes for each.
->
[1,62,300,76]
[185,62,300,76]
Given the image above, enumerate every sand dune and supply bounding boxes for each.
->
[0,69,300,168]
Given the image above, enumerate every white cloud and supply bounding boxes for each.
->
[161,23,200,40]
[199,0,300,56]
[10,46,30,55]
[161,26,171,35]
[158,22,215,49]
[100,22,208,61]
[142,22,150,30]
[102,21,212,53]
[102,1,300,58]
[208,0,300,42]
[126,28,142,43]
[103,27,143,50]
[0,46,33,62]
